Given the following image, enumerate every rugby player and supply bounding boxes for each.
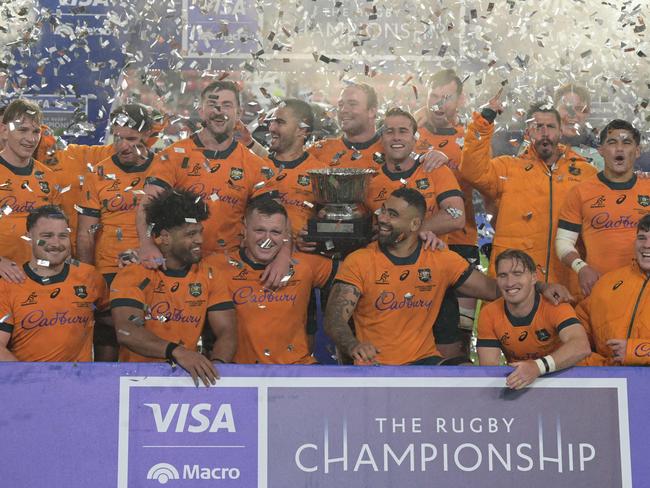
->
[75,104,154,360]
[557,119,648,297]
[460,90,597,290]
[576,214,650,366]
[0,205,106,361]
[324,188,570,366]
[0,100,62,279]
[111,189,237,386]
[137,80,290,288]
[477,249,590,389]
[210,198,336,364]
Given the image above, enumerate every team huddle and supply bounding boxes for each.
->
[0,69,648,389]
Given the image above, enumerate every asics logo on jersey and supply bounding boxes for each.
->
[399,271,410,281]
[616,195,627,204]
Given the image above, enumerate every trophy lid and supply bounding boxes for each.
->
[307,168,377,204]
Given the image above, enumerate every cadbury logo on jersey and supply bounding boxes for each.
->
[535,329,551,341]
[73,285,88,299]
[189,283,202,297]
[418,268,431,282]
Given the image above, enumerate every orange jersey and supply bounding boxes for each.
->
[211,249,335,364]
[47,144,114,245]
[335,241,471,365]
[308,134,383,170]
[364,160,462,224]
[576,262,650,366]
[477,293,581,362]
[78,154,152,274]
[0,261,106,361]
[558,172,650,275]
[254,152,328,236]
[110,256,232,362]
[145,134,266,253]
[417,125,477,246]
[0,156,62,263]
[461,112,597,287]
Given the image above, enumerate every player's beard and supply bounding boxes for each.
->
[203,115,233,143]
[534,137,556,162]
[378,226,404,247]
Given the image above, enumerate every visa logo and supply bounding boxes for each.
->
[60,0,110,6]
[145,403,236,433]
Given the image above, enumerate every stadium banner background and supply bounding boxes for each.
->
[0,364,647,487]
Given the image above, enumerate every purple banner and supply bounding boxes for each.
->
[1,364,646,488]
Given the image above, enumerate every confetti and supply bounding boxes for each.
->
[259,238,273,249]
[185,218,197,223]
[37,259,50,267]
[20,235,32,241]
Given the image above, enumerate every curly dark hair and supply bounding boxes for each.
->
[145,189,209,237]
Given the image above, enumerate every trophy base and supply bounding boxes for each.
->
[306,217,372,256]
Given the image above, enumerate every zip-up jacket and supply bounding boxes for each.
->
[576,262,650,366]
[460,110,597,288]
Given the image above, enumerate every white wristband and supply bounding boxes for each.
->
[571,258,588,274]
[535,355,557,375]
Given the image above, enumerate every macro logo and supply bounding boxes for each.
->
[147,463,179,484]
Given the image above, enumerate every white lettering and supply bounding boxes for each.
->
[384,444,414,471]
[579,444,596,471]
[295,444,318,472]
[144,403,235,433]
[454,443,482,472]
[488,443,511,471]
[516,443,534,471]
[420,443,437,471]
[354,444,379,471]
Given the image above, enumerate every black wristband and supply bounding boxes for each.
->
[165,342,180,363]
[480,107,498,124]
[246,139,255,149]
[540,356,551,374]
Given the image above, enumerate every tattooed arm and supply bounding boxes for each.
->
[324,281,379,363]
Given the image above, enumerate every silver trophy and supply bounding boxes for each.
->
[306,168,377,254]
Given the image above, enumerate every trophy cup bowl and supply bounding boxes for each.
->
[306,168,377,255]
